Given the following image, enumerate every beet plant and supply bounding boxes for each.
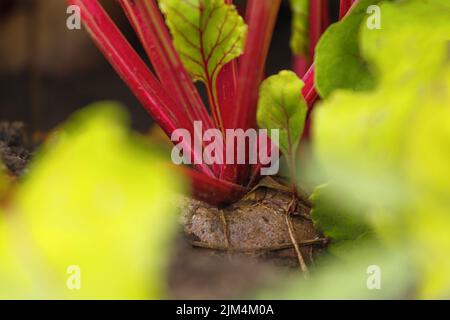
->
[66,0,348,205]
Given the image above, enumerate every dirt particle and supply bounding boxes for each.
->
[0,122,33,176]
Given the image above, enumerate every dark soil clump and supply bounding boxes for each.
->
[0,122,33,176]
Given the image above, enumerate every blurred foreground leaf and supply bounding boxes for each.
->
[310,185,374,257]
[0,102,183,299]
[258,244,416,299]
[313,0,450,298]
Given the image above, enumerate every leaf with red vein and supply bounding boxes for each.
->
[158,0,247,132]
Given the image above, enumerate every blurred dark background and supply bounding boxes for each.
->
[0,0,339,134]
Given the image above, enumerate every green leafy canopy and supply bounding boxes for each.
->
[158,0,247,84]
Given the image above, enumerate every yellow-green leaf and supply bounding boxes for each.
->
[257,70,307,160]
[313,0,450,298]
[315,1,450,203]
[258,244,416,299]
[0,102,183,299]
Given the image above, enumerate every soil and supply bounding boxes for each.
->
[0,121,33,176]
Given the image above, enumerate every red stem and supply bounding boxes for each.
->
[217,0,239,131]
[118,0,213,131]
[302,0,356,109]
[321,0,330,32]
[119,0,223,177]
[302,65,318,108]
[309,0,321,61]
[301,0,355,139]
[309,0,330,61]
[293,55,310,78]
[223,0,281,185]
[233,0,281,131]
[181,166,247,205]
[339,0,354,20]
[68,0,215,177]
[217,62,238,131]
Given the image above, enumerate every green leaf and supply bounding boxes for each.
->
[360,0,450,88]
[0,102,183,299]
[289,0,310,56]
[310,185,373,257]
[315,0,378,98]
[257,243,416,299]
[158,0,247,84]
[314,0,450,208]
[0,218,36,297]
[407,101,450,298]
[257,70,308,162]
[313,0,450,298]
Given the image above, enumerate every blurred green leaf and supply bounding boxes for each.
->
[314,1,450,206]
[360,0,450,89]
[0,102,183,299]
[258,244,416,299]
[0,218,36,297]
[403,80,450,298]
[315,0,378,98]
[313,0,450,298]
[257,70,307,169]
[289,0,310,56]
[310,185,374,257]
